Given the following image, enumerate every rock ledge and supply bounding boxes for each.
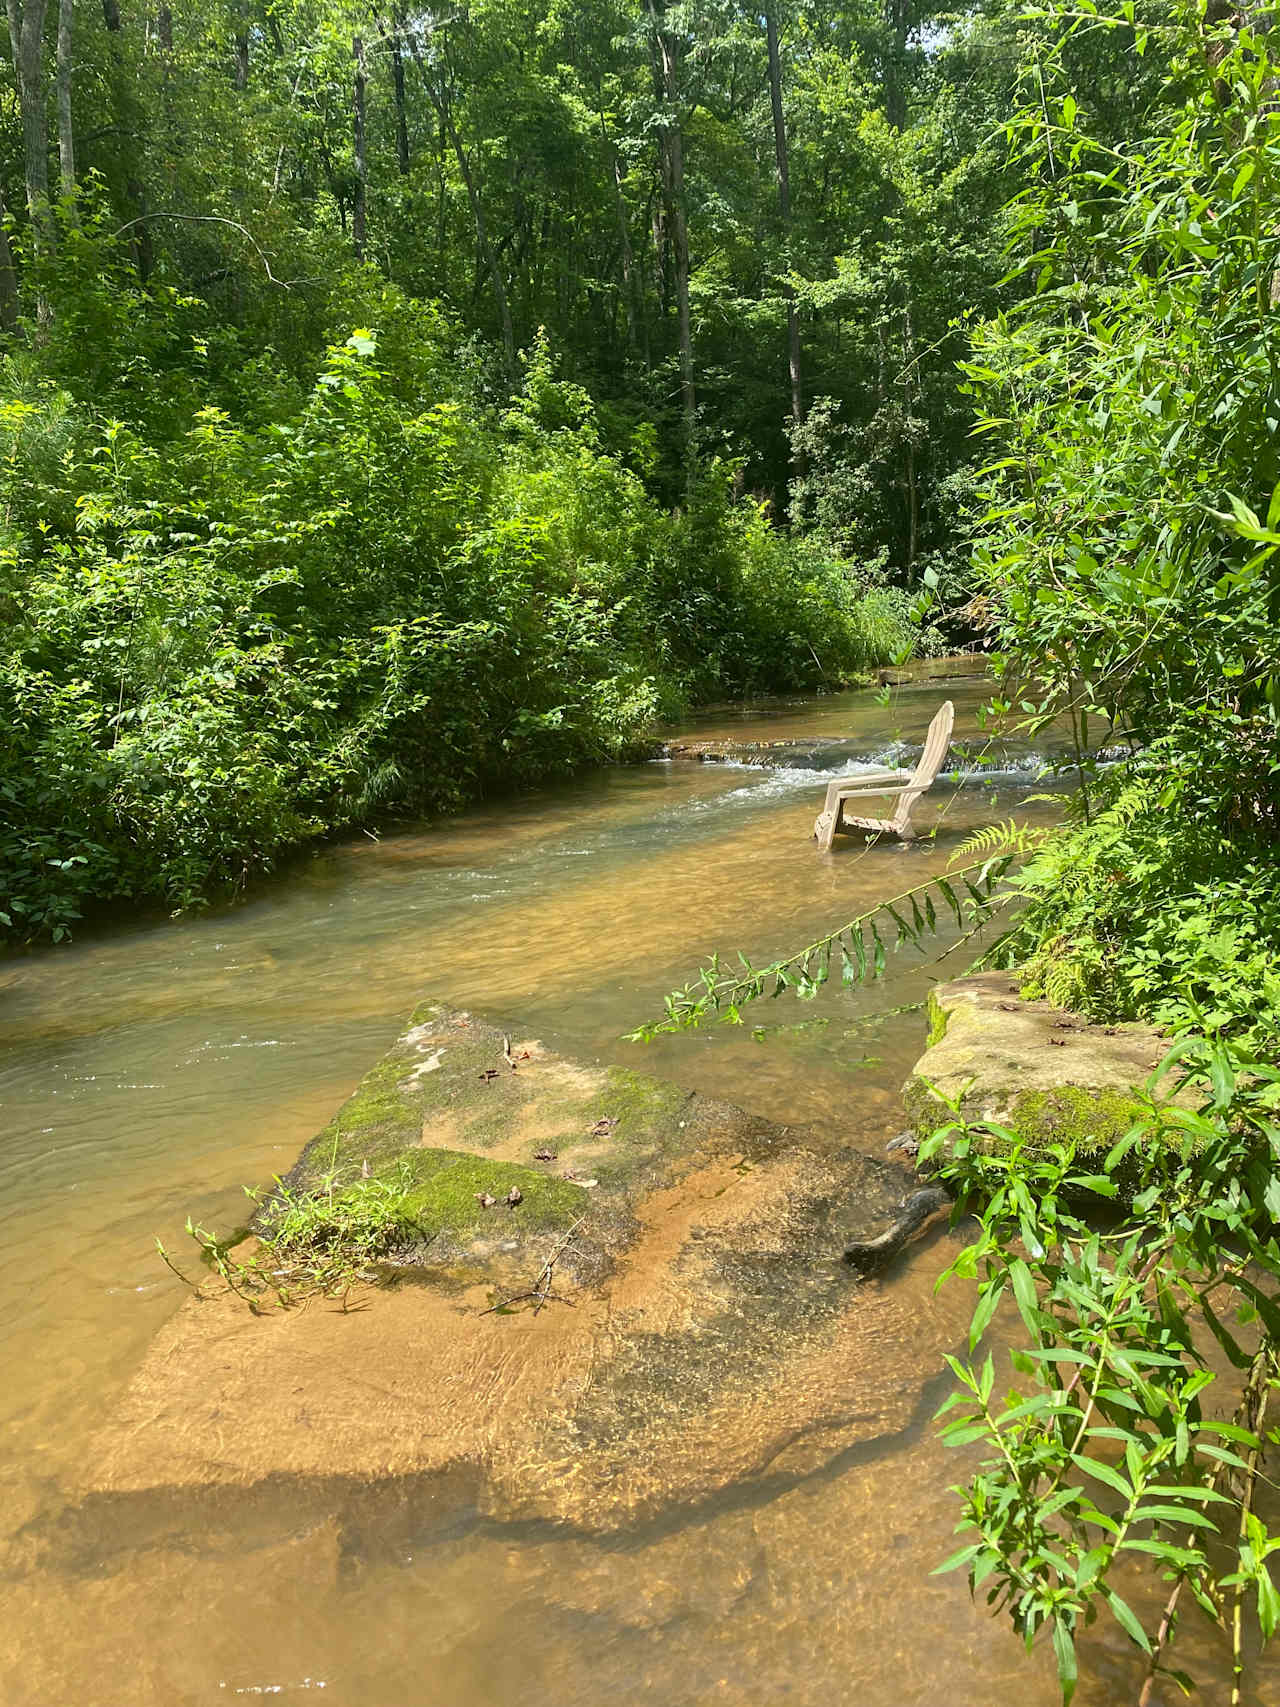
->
[903,971,1180,1158]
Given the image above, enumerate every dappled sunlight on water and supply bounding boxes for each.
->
[0,668,1270,1706]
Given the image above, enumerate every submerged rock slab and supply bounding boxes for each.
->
[82,1003,959,1531]
[903,971,1178,1158]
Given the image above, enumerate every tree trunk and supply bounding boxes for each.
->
[598,105,640,352]
[56,0,74,200]
[903,296,919,575]
[411,38,516,376]
[766,2,804,485]
[153,1,175,180]
[442,101,514,371]
[647,0,694,464]
[406,27,516,374]
[233,22,249,89]
[7,0,54,264]
[388,15,409,174]
[884,0,907,130]
[0,184,21,328]
[352,34,367,260]
[100,0,151,274]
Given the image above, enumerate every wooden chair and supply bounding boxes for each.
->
[812,700,954,851]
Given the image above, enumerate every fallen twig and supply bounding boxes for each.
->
[481,1215,586,1316]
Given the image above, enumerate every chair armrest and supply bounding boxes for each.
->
[821,768,910,810]
[838,767,908,783]
[833,778,913,798]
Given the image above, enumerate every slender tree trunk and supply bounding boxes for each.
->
[409,38,514,373]
[8,0,54,264]
[651,195,668,312]
[435,91,514,369]
[669,119,693,458]
[100,0,151,274]
[442,102,513,371]
[903,296,919,575]
[56,0,74,200]
[153,1,176,191]
[0,185,20,328]
[388,15,409,174]
[766,2,803,491]
[233,22,249,89]
[318,133,346,234]
[352,34,367,260]
[647,0,694,464]
[884,0,907,130]
[598,106,639,352]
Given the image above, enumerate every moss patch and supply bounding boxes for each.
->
[902,971,1189,1167]
[1006,1085,1145,1153]
[904,1076,1147,1162]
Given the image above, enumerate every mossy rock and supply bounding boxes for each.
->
[902,971,1186,1162]
[261,1000,772,1276]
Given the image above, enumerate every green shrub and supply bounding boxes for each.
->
[0,310,914,941]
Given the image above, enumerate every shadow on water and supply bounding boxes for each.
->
[0,670,1271,1706]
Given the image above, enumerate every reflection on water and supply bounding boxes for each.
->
[0,671,1268,1705]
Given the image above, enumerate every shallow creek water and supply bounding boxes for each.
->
[0,666,1273,1706]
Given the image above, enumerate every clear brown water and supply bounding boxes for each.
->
[0,669,1270,1705]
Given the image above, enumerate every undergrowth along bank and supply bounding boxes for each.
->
[0,308,918,944]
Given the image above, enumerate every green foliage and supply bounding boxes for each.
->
[925,1041,1280,1702]
[949,0,1280,1053]
[170,1163,437,1306]
[902,8,1280,1696]
[0,312,909,940]
[1003,764,1280,1052]
[634,14,1280,1700]
[960,1,1280,776]
[172,1142,585,1305]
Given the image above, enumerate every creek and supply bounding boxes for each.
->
[0,664,1271,1705]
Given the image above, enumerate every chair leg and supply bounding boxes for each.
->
[818,799,842,852]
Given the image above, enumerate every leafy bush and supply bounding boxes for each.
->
[1004,752,1280,1054]
[0,308,912,941]
[949,0,1280,1050]
[927,1042,1280,1704]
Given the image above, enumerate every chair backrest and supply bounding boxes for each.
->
[912,699,955,787]
[891,700,954,829]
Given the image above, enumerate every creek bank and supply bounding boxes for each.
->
[82,1002,965,1532]
[902,971,1183,1159]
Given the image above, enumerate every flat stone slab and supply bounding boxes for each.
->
[74,1003,962,1536]
[903,971,1180,1158]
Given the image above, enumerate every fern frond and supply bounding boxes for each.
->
[955,818,1053,861]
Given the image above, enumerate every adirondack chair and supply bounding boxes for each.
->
[812,700,955,852]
